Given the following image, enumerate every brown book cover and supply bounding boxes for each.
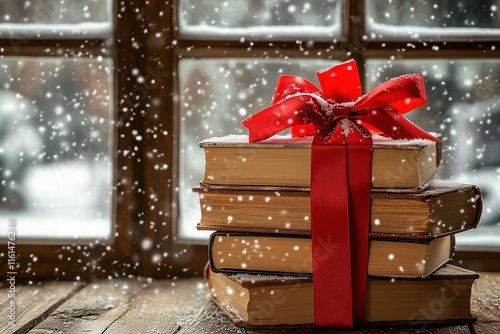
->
[200,134,441,189]
[195,181,482,239]
[209,232,454,278]
[205,263,478,328]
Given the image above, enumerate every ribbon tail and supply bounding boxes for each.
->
[311,135,353,328]
[311,121,372,328]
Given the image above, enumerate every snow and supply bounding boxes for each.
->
[0,0,113,39]
[179,24,342,42]
[230,272,308,282]
[201,133,439,146]
[0,22,113,39]
[366,16,500,41]
[428,178,461,189]
[339,118,353,138]
[0,213,111,243]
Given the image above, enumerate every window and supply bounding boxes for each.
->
[366,0,500,41]
[366,59,500,252]
[178,0,344,41]
[0,57,113,241]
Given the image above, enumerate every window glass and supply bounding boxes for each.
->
[179,0,344,41]
[366,0,500,40]
[0,57,114,242]
[178,58,338,241]
[366,59,500,250]
[0,0,112,38]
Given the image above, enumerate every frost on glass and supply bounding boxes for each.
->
[367,59,500,249]
[178,58,337,241]
[179,0,343,41]
[0,57,114,241]
[366,0,500,40]
[0,0,112,38]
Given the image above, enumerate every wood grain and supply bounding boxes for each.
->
[471,272,500,334]
[0,272,497,334]
[29,280,143,334]
[0,281,82,334]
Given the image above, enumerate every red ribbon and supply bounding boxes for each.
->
[241,59,438,328]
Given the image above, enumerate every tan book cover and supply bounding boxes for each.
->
[205,263,478,327]
[195,182,482,239]
[200,134,441,189]
[209,232,454,278]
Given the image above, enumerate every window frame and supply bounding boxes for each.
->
[2,0,498,281]
[0,0,142,280]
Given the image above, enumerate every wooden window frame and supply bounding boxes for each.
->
[2,0,498,281]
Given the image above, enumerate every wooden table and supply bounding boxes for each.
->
[1,272,499,334]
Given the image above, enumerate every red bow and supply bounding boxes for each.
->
[241,59,438,328]
[241,59,437,143]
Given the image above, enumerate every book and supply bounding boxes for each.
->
[205,263,478,327]
[195,182,482,239]
[200,134,441,189]
[209,232,454,278]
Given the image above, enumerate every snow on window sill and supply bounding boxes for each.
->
[178,22,343,42]
[0,213,112,245]
[0,22,113,39]
[366,16,500,42]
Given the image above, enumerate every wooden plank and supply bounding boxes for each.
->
[28,280,142,334]
[4,273,498,334]
[171,279,250,334]
[101,279,188,334]
[0,281,82,334]
[471,272,500,334]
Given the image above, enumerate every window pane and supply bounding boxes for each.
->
[178,58,338,241]
[366,59,500,250]
[0,0,112,38]
[366,0,500,40]
[179,0,344,41]
[0,57,114,242]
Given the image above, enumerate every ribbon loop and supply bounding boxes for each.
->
[317,60,362,102]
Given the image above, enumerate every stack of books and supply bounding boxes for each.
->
[196,134,482,328]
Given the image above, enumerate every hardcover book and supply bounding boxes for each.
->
[209,232,454,278]
[195,181,482,239]
[200,134,441,189]
[205,263,478,327]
